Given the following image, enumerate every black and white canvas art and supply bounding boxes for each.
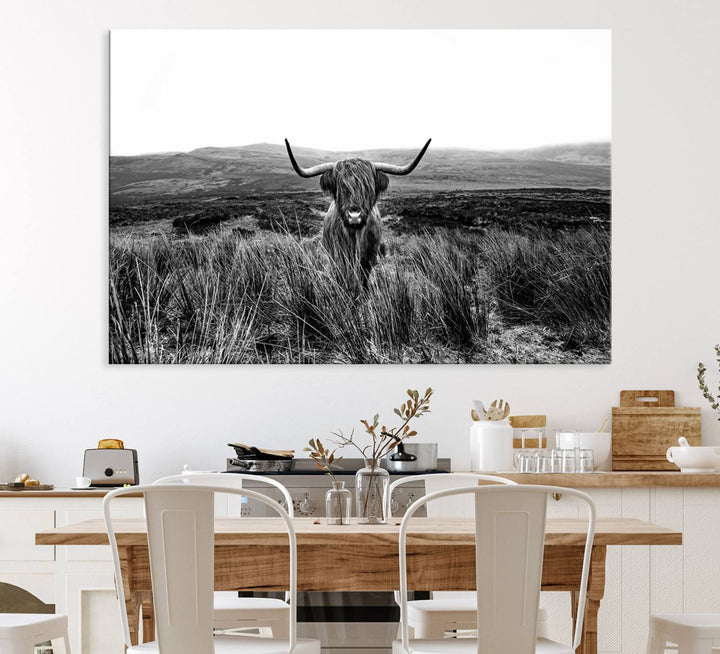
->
[110,30,611,364]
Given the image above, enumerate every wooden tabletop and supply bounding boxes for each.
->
[36,516,682,547]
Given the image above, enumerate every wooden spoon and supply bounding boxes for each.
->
[487,399,511,421]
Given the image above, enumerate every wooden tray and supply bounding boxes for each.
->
[612,390,701,470]
[0,484,54,491]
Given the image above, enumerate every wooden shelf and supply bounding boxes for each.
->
[457,471,720,488]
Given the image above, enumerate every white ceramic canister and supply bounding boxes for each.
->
[470,420,514,471]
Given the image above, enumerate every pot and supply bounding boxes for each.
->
[384,442,438,472]
[227,458,293,472]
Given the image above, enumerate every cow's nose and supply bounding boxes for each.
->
[347,211,362,223]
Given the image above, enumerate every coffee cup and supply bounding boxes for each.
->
[75,476,92,488]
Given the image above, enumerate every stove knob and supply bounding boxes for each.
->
[390,496,400,515]
[298,493,314,515]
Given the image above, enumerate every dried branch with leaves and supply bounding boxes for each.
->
[304,438,343,482]
[331,387,434,467]
[698,345,720,418]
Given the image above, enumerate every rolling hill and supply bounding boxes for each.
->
[109,142,610,202]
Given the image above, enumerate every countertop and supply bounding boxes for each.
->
[0,488,140,498]
[460,471,720,487]
[3,471,720,497]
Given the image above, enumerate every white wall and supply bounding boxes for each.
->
[1,0,719,486]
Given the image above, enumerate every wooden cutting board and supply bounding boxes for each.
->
[0,484,54,491]
[612,390,701,470]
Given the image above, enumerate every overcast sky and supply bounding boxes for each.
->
[110,29,611,156]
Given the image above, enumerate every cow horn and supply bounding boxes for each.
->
[285,139,335,178]
[373,139,431,176]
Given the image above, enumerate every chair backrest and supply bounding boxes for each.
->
[103,484,297,654]
[385,472,516,519]
[396,484,595,654]
[153,471,295,517]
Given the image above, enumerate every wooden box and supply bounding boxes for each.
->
[611,390,701,470]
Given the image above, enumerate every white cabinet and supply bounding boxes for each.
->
[0,510,55,561]
[2,486,719,654]
[540,486,720,654]
[0,494,142,654]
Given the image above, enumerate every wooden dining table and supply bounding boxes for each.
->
[36,517,681,654]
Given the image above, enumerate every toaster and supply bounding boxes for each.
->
[82,449,139,486]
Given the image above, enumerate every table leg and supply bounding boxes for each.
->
[571,545,606,654]
[141,591,155,643]
[125,593,141,647]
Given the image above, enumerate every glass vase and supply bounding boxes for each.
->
[355,465,390,524]
[325,481,352,525]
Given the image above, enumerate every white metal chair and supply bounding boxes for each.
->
[153,472,292,637]
[0,614,70,654]
[386,473,521,638]
[103,483,320,654]
[647,614,720,653]
[393,484,596,654]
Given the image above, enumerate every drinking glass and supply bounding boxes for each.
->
[536,450,551,473]
[551,449,564,473]
[514,447,531,471]
[517,451,536,473]
[561,449,577,473]
[578,449,595,473]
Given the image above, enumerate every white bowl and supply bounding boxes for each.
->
[555,432,612,471]
[666,446,720,472]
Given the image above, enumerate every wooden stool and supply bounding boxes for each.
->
[647,614,720,653]
[0,613,69,654]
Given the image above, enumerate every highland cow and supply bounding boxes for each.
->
[285,139,431,287]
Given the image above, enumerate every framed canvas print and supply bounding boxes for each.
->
[109,29,610,364]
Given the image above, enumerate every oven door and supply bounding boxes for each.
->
[296,591,429,653]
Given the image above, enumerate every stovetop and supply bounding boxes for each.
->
[225,457,451,476]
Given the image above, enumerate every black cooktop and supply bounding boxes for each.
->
[225,457,451,476]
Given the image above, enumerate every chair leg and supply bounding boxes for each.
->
[646,630,666,654]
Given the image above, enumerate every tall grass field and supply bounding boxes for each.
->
[109,223,610,364]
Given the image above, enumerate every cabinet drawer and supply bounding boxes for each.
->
[0,510,55,561]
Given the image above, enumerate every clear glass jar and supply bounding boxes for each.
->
[355,465,390,524]
[325,481,352,525]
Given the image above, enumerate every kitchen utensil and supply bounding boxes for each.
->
[227,458,293,472]
[384,443,438,472]
[389,443,417,462]
[486,399,510,421]
[597,417,609,433]
[556,432,612,471]
[75,476,92,488]
[666,445,720,472]
[472,400,486,417]
[612,389,701,470]
[471,409,481,421]
[228,443,294,460]
[82,448,139,486]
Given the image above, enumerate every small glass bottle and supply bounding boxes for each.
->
[325,480,352,525]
